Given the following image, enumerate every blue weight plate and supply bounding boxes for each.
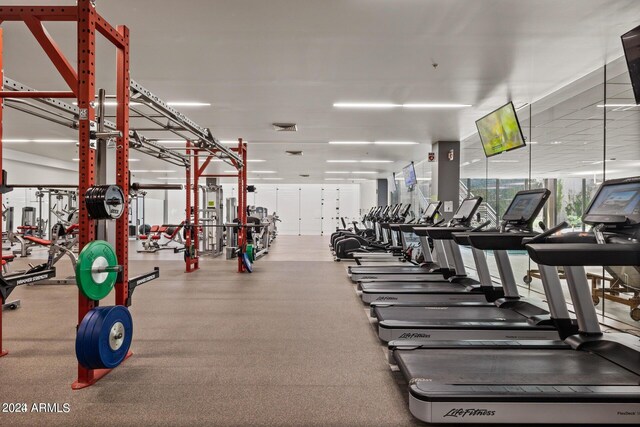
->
[75,307,100,369]
[76,306,133,369]
[98,306,133,369]
[241,253,253,273]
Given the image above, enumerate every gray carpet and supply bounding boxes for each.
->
[0,236,418,426]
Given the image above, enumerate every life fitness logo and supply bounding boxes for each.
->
[443,408,496,418]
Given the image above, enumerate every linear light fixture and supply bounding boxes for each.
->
[351,171,377,174]
[130,169,176,173]
[328,141,371,145]
[333,102,471,109]
[262,177,283,180]
[403,103,472,109]
[75,158,139,162]
[326,160,359,163]
[325,171,351,174]
[373,141,418,145]
[224,170,276,174]
[360,160,393,163]
[4,138,76,143]
[166,101,211,107]
[325,178,345,181]
[596,104,639,108]
[571,169,620,176]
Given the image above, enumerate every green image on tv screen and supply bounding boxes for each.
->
[476,102,526,157]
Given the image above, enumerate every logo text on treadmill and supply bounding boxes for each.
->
[375,296,398,301]
[443,409,496,418]
[398,333,431,339]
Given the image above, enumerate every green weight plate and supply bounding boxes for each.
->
[246,244,254,262]
[76,240,118,300]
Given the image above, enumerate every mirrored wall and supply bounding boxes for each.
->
[391,56,640,331]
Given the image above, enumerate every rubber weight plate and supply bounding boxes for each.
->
[241,252,253,273]
[76,240,118,300]
[103,185,125,219]
[246,244,254,262]
[76,305,133,369]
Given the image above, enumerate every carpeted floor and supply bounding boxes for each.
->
[0,236,419,426]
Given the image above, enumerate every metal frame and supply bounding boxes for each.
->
[194,139,248,272]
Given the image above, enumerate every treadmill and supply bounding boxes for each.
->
[352,202,442,265]
[349,197,482,282]
[390,176,640,424]
[358,199,505,305]
[374,189,577,342]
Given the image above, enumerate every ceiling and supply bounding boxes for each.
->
[1,0,640,184]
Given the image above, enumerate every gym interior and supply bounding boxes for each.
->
[1,1,640,425]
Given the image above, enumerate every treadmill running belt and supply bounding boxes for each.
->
[361,282,466,292]
[396,349,639,386]
[375,306,525,322]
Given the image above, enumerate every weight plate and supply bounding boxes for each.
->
[76,305,133,369]
[103,185,125,219]
[241,253,253,273]
[76,240,118,300]
[246,244,254,262]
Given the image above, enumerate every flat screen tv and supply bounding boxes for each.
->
[475,102,526,157]
[403,162,417,188]
[622,24,640,105]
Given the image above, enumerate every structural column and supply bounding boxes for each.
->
[431,141,461,221]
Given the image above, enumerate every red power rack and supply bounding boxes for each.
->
[0,1,131,389]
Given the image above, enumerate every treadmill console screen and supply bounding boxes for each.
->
[453,197,482,221]
[502,189,550,223]
[585,179,640,224]
[423,202,441,220]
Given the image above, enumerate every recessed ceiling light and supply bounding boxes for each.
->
[596,104,639,108]
[351,171,377,174]
[360,160,393,163]
[374,141,418,145]
[328,141,371,145]
[416,178,431,181]
[248,159,266,163]
[571,169,620,176]
[166,101,211,107]
[325,171,350,174]
[155,139,185,144]
[220,140,243,144]
[403,103,471,108]
[6,138,76,143]
[333,103,399,109]
[333,102,471,109]
[72,158,80,161]
[327,160,359,163]
[129,158,141,162]
[350,178,368,181]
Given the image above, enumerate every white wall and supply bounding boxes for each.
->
[359,180,378,214]
[222,183,361,236]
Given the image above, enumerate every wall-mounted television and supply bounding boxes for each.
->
[475,102,526,157]
[403,162,417,188]
[621,24,640,105]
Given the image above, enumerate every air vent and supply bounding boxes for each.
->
[273,123,298,132]
[285,150,303,156]
[299,174,310,178]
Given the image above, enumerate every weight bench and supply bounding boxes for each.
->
[138,223,184,253]
[9,226,40,257]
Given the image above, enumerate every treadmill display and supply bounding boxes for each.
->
[586,181,640,222]
[501,190,549,222]
[423,202,439,220]
[453,198,481,221]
